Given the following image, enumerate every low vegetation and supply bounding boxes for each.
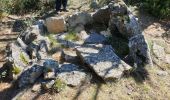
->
[19,52,29,65]
[12,64,21,75]
[52,79,66,93]
[64,32,79,41]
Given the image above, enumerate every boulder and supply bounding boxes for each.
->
[57,63,86,86]
[62,49,78,63]
[92,5,111,25]
[109,0,153,66]
[18,64,43,88]
[76,44,132,81]
[52,51,64,63]
[41,80,55,90]
[43,59,59,79]
[128,34,153,66]
[67,12,92,29]
[46,16,66,33]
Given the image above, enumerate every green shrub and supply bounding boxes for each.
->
[142,0,170,18]
[52,79,66,93]
[12,64,21,75]
[20,52,29,65]
[64,32,79,41]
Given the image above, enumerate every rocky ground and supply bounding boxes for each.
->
[0,0,170,100]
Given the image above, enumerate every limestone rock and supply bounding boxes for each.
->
[74,24,85,33]
[92,5,111,25]
[76,44,132,81]
[78,31,89,41]
[67,12,92,29]
[46,16,66,33]
[84,33,106,44]
[52,51,64,63]
[129,34,153,66]
[18,64,43,88]
[63,49,78,63]
[32,84,41,92]
[57,63,86,86]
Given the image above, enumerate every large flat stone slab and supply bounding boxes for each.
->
[76,44,132,81]
[57,63,86,87]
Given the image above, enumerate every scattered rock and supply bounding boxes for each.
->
[41,80,55,90]
[57,63,86,86]
[78,31,89,40]
[32,84,41,92]
[84,33,106,44]
[152,43,166,60]
[46,16,66,33]
[63,49,78,63]
[18,64,43,88]
[157,70,168,76]
[76,44,132,81]
[52,51,64,63]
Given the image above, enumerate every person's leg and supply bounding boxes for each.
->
[62,0,68,11]
[56,0,62,11]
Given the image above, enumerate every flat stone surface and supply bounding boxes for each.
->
[152,43,166,60]
[57,63,86,86]
[76,44,132,81]
[84,33,106,44]
[63,49,78,63]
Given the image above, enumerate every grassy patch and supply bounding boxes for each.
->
[12,64,21,75]
[20,52,29,65]
[46,34,60,47]
[52,79,66,93]
[64,32,79,41]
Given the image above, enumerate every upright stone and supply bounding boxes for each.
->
[76,44,132,81]
[46,16,66,33]
[108,0,153,66]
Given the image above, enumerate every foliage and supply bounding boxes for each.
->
[127,0,170,18]
[12,64,21,75]
[0,0,56,15]
[142,0,170,18]
[20,52,29,65]
[64,32,79,41]
[52,79,66,93]
[46,34,60,47]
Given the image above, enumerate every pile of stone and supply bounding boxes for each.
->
[3,0,153,92]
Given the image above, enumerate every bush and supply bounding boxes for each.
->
[142,0,170,18]
[12,0,41,14]
[0,0,56,15]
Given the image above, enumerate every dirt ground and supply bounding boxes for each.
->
[0,1,170,100]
